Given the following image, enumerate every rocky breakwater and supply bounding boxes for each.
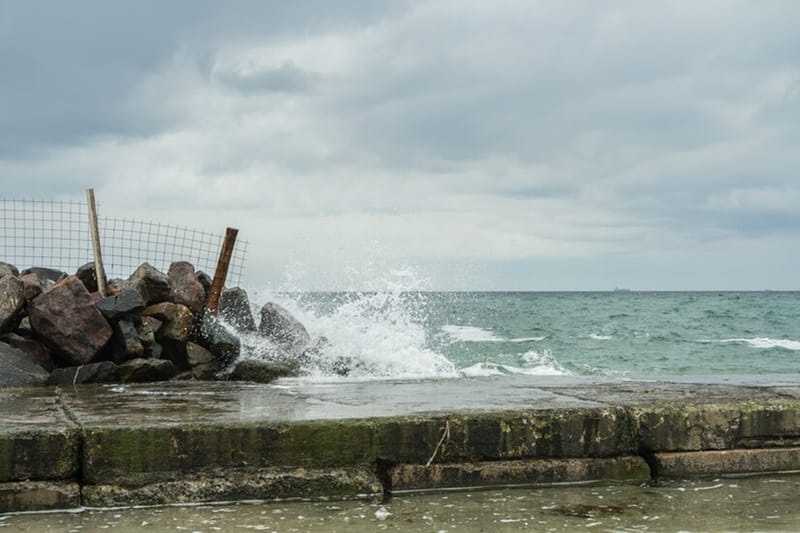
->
[0,260,313,387]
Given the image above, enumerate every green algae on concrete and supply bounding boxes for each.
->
[82,467,382,508]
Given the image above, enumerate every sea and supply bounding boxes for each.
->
[5,289,800,532]
[244,289,800,380]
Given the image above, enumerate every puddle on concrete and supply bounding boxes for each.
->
[2,474,799,532]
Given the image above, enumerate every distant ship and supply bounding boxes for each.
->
[613,287,631,292]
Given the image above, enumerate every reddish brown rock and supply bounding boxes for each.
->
[27,276,113,366]
[168,261,206,315]
[143,302,194,342]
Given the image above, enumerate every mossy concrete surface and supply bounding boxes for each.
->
[2,376,800,512]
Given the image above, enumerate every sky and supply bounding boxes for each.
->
[1,1,799,290]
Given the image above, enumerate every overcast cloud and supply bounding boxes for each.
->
[1,1,798,290]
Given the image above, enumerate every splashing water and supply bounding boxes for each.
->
[246,268,457,379]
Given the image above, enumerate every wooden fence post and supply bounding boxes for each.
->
[85,188,108,297]
[205,227,239,315]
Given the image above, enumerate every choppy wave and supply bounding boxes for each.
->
[442,325,545,343]
[588,333,612,341]
[716,338,800,350]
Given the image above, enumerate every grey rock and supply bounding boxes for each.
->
[110,319,145,364]
[0,261,19,278]
[0,275,25,334]
[195,271,212,295]
[27,276,113,366]
[124,263,171,306]
[258,302,311,355]
[0,341,49,387]
[19,267,67,289]
[0,332,54,372]
[96,289,145,323]
[199,314,240,365]
[168,261,206,315]
[229,358,299,384]
[220,287,257,332]
[119,358,177,383]
[46,361,120,385]
[75,262,105,293]
[186,341,214,366]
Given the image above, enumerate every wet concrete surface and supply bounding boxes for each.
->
[3,374,800,512]
[46,374,800,427]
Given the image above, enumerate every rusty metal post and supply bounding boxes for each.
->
[205,227,239,315]
[85,188,108,297]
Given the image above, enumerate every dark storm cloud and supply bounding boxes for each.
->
[1,0,798,288]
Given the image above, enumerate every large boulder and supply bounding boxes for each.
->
[199,314,240,365]
[0,275,25,333]
[228,358,299,384]
[0,332,54,372]
[27,276,113,366]
[258,302,311,355]
[96,289,145,323]
[168,261,206,315]
[119,358,177,383]
[0,261,18,278]
[46,361,120,385]
[0,341,49,387]
[186,341,220,380]
[219,287,257,332]
[117,263,171,306]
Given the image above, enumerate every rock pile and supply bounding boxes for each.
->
[0,260,313,387]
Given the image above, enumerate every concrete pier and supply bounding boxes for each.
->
[2,375,800,513]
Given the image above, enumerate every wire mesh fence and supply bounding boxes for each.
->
[0,198,248,286]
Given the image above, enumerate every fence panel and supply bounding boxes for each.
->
[0,198,247,286]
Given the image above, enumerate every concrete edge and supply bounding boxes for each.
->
[650,447,800,478]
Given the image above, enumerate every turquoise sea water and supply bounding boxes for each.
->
[246,291,800,379]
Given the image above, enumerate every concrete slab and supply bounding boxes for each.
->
[651,447,800,477]
[390,456,650,491]
[0,387,79,482]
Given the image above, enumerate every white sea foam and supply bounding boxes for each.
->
[589,333,612,341]
[442,325,503,342]
[460,349,570,377]
[717,338,800,350]
[442,325,544,343]
[246,268,457,379]
[459,362,569,377]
